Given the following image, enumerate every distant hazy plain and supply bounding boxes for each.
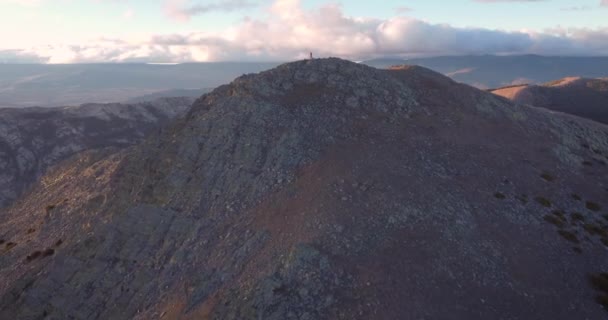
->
[0,62,280,108]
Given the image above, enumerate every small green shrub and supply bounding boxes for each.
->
[571,212,585,223]
[572,194,582,201]
[596,294,608,310]
[544,215,565,228]
[494,192,506,199]
[0,239,4,245]
[55,239,63,247]
[590,273,608,293]
[45,204,56,214]
[42,248,55,257]
[4,242,16,251]
[535,196,552,208]
[583,161,594,166]
[558,230,579,243]
[586,201,602,212]
[25,251,41,263]
[573,247,583,254]
[602,237,608,247]
[540,172,555,182]
[26,228,35,234]
[516,194,529,204]
[583,223,608,237]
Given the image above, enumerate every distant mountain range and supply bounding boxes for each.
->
[491,77,608,125]
[363,55,608,89]
[1,59,607,319]
[3,56,608,108]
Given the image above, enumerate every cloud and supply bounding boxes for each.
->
[602,0,608,6]
[5,0,608,63]
[163,0,257,21]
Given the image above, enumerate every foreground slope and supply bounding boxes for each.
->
[0,97,193,207]
[1,59,608,319]
[491,77,608,125]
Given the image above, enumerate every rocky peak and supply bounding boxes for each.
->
[1,59,608,320]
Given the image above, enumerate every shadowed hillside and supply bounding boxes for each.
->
[0,97,193,208]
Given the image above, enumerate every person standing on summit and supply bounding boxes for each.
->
[309,52,313,60]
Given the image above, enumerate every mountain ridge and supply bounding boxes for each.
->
[491,77,608,125]
[1,58,608,319]
[0,96,193,208]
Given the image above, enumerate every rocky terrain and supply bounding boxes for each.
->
[491,77,608,125]
[0,97,193,207]
[0,58,608,319]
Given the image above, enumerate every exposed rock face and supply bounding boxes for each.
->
[491,77,608,124]
[0,97,193,207]
[1,59,608,319]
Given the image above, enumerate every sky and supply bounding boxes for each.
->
[0,0,607,63]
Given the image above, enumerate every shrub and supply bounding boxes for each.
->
[590,273,608,293]
[0,239,4,245]
[571,212,585,223]
[45,204,56,214]
[572,194,582,201]
[544,215,565,228]
[26,228,35,234]
[516,194,529,204]
[535,196,552,208]
[573,247,583,254]
[583,223,607,237]
[55,239,63,247]
[5,242,16,251]
[586,201,602,212]
[494,192,506,199]
[540,172,555,182]
[590,273,608,310]
[558,230,579,243]
[42,248,55,257]
[583,161,594,166]
[25,251,41,263]
[596,295,608,310]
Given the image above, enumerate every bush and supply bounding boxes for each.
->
[586,201,602,212]
[42,248,55,257]
[535,196,552,208]
[590,273,608,311]
[45,204,56,214]
[540,172,555,182]
[494,192,506,200]
[571,212,585,223]
[572,194,582,201]
[558,230,579,243]
[25,251,41,263]
[544,215,565,228]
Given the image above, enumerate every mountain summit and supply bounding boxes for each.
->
[1,58,607,319]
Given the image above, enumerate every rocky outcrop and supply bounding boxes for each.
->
[0,97,193,207]
[491,77,608,125]
[1,59,608,319]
